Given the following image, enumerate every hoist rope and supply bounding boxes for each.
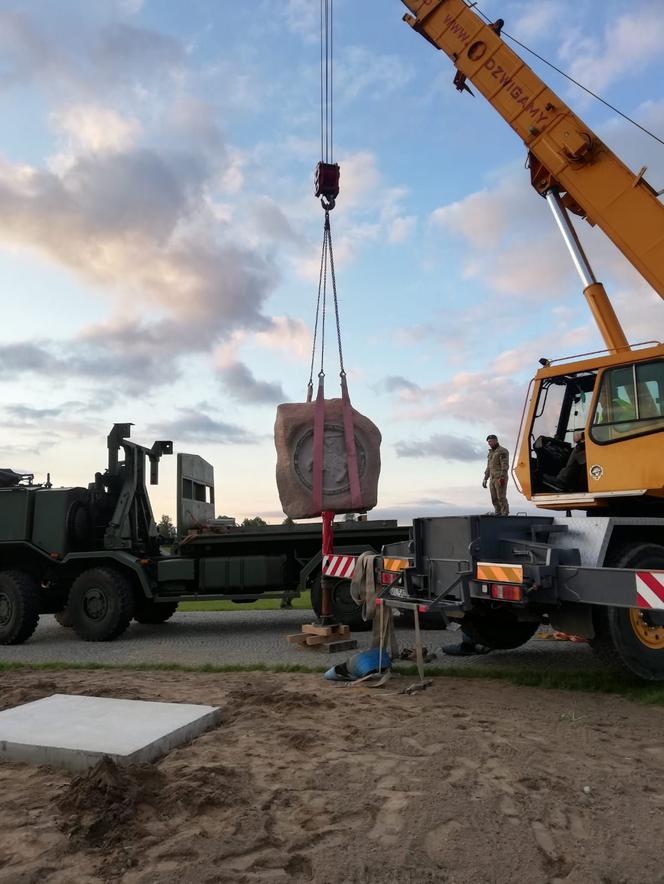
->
[311,0,361,513]
[320,0,334,163]
[469,1,664,149]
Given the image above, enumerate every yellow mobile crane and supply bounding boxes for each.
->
[375,1,664,680]
[403,0,664,515]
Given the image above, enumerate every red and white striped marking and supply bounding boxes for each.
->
[636,571,664,609]
[323,554,356,579]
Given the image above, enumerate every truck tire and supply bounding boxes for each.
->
[134,599,178,624]
[311,576,371,631]
[462,616,539,650]
[68,567,135,642]
[0,570,40,645]
[589,543,664,681]
[55,608,73,628]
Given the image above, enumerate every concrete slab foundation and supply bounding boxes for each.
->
[0,693,221,772]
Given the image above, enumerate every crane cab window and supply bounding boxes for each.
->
[530,371,596,493]
[591,360,664,444]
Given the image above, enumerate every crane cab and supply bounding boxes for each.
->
[514,343,664,514]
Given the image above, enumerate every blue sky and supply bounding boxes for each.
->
[1,0,664,523]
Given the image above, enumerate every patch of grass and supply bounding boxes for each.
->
[178,592,312,613]
[2,658,664,705]
[0,660,327,675]
[392,664,664,705]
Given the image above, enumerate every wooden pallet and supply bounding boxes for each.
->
[287,622,357,653]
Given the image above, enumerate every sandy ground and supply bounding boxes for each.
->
[1,671,663,884]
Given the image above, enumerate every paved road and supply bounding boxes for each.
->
[0,610,600,670]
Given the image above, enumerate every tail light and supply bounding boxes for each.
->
[490,584,523,601]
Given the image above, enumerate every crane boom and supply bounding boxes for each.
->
[402,0,664,306]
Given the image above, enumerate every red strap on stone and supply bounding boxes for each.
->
[312,376,326,513]
[341,374,362,511]
[321,509,335,555]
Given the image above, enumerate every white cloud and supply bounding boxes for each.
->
[248,197,304,245]
[388,215,416,243]
[51,104,142,154]
[430,176,530,250]
[508,0,564,40]
[149,409,257,444]
[430,170,577,302]
[281,0,320,43]
[217,359,286,404]
[393,367,525,439]
[220,150,246,193]
[396,433,484,461]
[0,142,279,393]
[290,151,416,280]
[382,318,595,440]
[337,150,382,211]
[560,3,664,94]
[335,46,414,103]
[255,316,311,361]
[116,0,144,15]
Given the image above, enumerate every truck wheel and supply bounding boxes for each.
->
[0,570,40,645]
[311,576,371,631]
[69,567,134,642]
[590,543,664,681]
[55,608,73,627]
[134,599,178,624]
[462,616,539,650]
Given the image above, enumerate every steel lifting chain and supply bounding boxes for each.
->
[307,211,345,398]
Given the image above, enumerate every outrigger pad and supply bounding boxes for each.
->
[274,398,381,520]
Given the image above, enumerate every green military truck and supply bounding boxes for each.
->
[0,424,407,644]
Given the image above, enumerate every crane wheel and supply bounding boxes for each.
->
[589,543,664,681]
[69,567,134,642]
[461,615,539,650]
[310,575,371,631]
[0,570,40,645]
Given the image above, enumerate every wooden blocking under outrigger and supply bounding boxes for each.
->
[286,622,357,652]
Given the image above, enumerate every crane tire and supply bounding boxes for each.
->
[589,543,664,681]
[462,616,539,650]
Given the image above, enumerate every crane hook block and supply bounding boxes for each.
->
[315,162,340,208]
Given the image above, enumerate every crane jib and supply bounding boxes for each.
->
[483,59,550,127]
[402,0,664,305]
[429,10,551,128]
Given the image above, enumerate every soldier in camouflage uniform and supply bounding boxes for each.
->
[483,434,509,516]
